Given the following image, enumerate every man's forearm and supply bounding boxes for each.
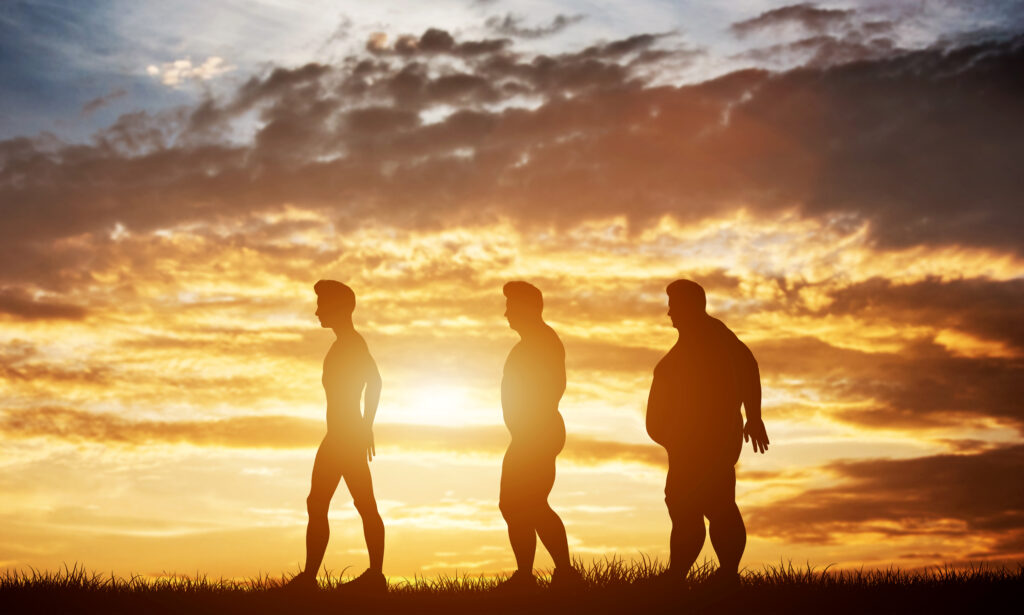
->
[364,384,381,424]
[744,395,761,422]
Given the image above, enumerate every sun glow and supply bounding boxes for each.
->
[389,384,488,428]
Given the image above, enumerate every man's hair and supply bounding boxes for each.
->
[314,279,356,313]
[503,280,543,312]
[666,279,706,312]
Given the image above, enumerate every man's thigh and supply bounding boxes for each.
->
[341,454,378,511]
[665,458,736,517]
[500,445,557,512]
[310,436,349,502]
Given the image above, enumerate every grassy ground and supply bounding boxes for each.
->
[2,559,1021,614]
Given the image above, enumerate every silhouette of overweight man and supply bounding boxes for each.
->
[647,279,769,585]
[497,281,584,591]
[287,280,386,592]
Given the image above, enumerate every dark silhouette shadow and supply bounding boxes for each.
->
[646,279,769,586]
[496,281,584,592]
[286,280,386,593]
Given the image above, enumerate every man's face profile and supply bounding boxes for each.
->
[667,296,700,330]
[504,298,520,331]
[316,296,342,328]
[505,297,536,332]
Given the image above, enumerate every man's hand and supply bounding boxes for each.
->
[363,418,376,462]
[743,418,769,454]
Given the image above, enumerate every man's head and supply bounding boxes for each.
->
[666,279,706,329]
[314,279,355,328]
[503,281,543,332]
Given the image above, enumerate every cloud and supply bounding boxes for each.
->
[820,276,1024,354]
[0,288,88,320]
[365,29,511,57]
[0,342,108,384]
[81,89,127,115]
[146,56,234,87]
[754,336,1024,432]
[730,3,900,68]
[744,444,1024,559]
[731,3,855,38]
[2,30,1023,295]
[485,14,585,39]
[0,407,665,467]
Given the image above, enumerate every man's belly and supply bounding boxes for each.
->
[505,410,566,455]
[326,406,363,435]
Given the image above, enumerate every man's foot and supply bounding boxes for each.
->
[282,571,318,591]
[701,568,741,600]
[550,566,586,592]
[638,567,686,593]
[341,568,387,595]
[494,570,538,594]
[708,569,740,588]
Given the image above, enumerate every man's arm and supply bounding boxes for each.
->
[362,352,382,461]
[738,340,769,454]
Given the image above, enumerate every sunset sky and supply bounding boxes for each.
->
[2,0,1023,580]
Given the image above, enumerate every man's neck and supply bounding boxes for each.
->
[674,313,711,340]
[517,319,547,339]
[332,321,355,337]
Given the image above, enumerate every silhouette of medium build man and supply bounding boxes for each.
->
[288,280,386,592]
[647,279,768,585]
[498,282,583,591]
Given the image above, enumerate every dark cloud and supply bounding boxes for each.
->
[366,29,511,58]
[822,276,1024,353]
[731,3,855,38]
[81,89,127,115]
[0,407,664,467]
[753,336,1024,432]
[485,14,584,39]
[730,4,901,68]
[2,30,1023,290]
[0,288,88,320]
[745,444,1024,559]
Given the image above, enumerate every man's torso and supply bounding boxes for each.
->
[323,331,369,436]
[501,326,566,444]
[648,318,744,462]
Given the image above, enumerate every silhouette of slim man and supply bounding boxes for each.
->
[647,279,768,585]
[287,280,386,592]
[497,282,583,591]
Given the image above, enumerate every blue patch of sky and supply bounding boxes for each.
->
[0,0,192,141]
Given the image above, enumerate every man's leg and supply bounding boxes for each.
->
[533,455,570,570]
[500,446,538,574]
[342,456,385,573]
[667,501,706,575]
[304,438,344,577]
[501,501,537,573]
[664,454,706,576]
[707,502,745,575]
[535,504,570,569]
[706,467,744,575]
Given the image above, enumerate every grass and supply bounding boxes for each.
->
[2,558,1022,614]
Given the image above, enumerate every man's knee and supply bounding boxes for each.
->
[499,497,537,523]
[353,493,380,520]
[705,500,742,524]
[307,491,330,516]
[665,498,703,526]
